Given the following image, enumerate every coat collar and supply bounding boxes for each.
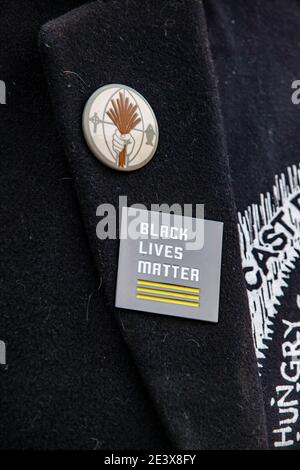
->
[39,0,267,449]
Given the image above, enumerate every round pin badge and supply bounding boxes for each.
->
[82,84,159,171]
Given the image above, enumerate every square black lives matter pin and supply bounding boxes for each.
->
[115,208,223,322]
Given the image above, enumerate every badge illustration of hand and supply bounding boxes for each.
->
[112,130,135,164]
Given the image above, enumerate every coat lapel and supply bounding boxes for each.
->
[39,0,267,449]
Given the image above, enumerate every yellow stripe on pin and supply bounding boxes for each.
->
[137,279,200,294]
[136,294,200,308]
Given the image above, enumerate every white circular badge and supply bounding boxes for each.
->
[82,84,159,171]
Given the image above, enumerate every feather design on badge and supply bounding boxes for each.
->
[106,92,141,168]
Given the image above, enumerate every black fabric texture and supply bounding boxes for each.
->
[38,0,267,449]
[0,0,170,450]
[205,0,300,449]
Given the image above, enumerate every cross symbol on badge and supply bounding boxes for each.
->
[89,112,101,133]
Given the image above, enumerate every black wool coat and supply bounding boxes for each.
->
[1,0,299,450]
